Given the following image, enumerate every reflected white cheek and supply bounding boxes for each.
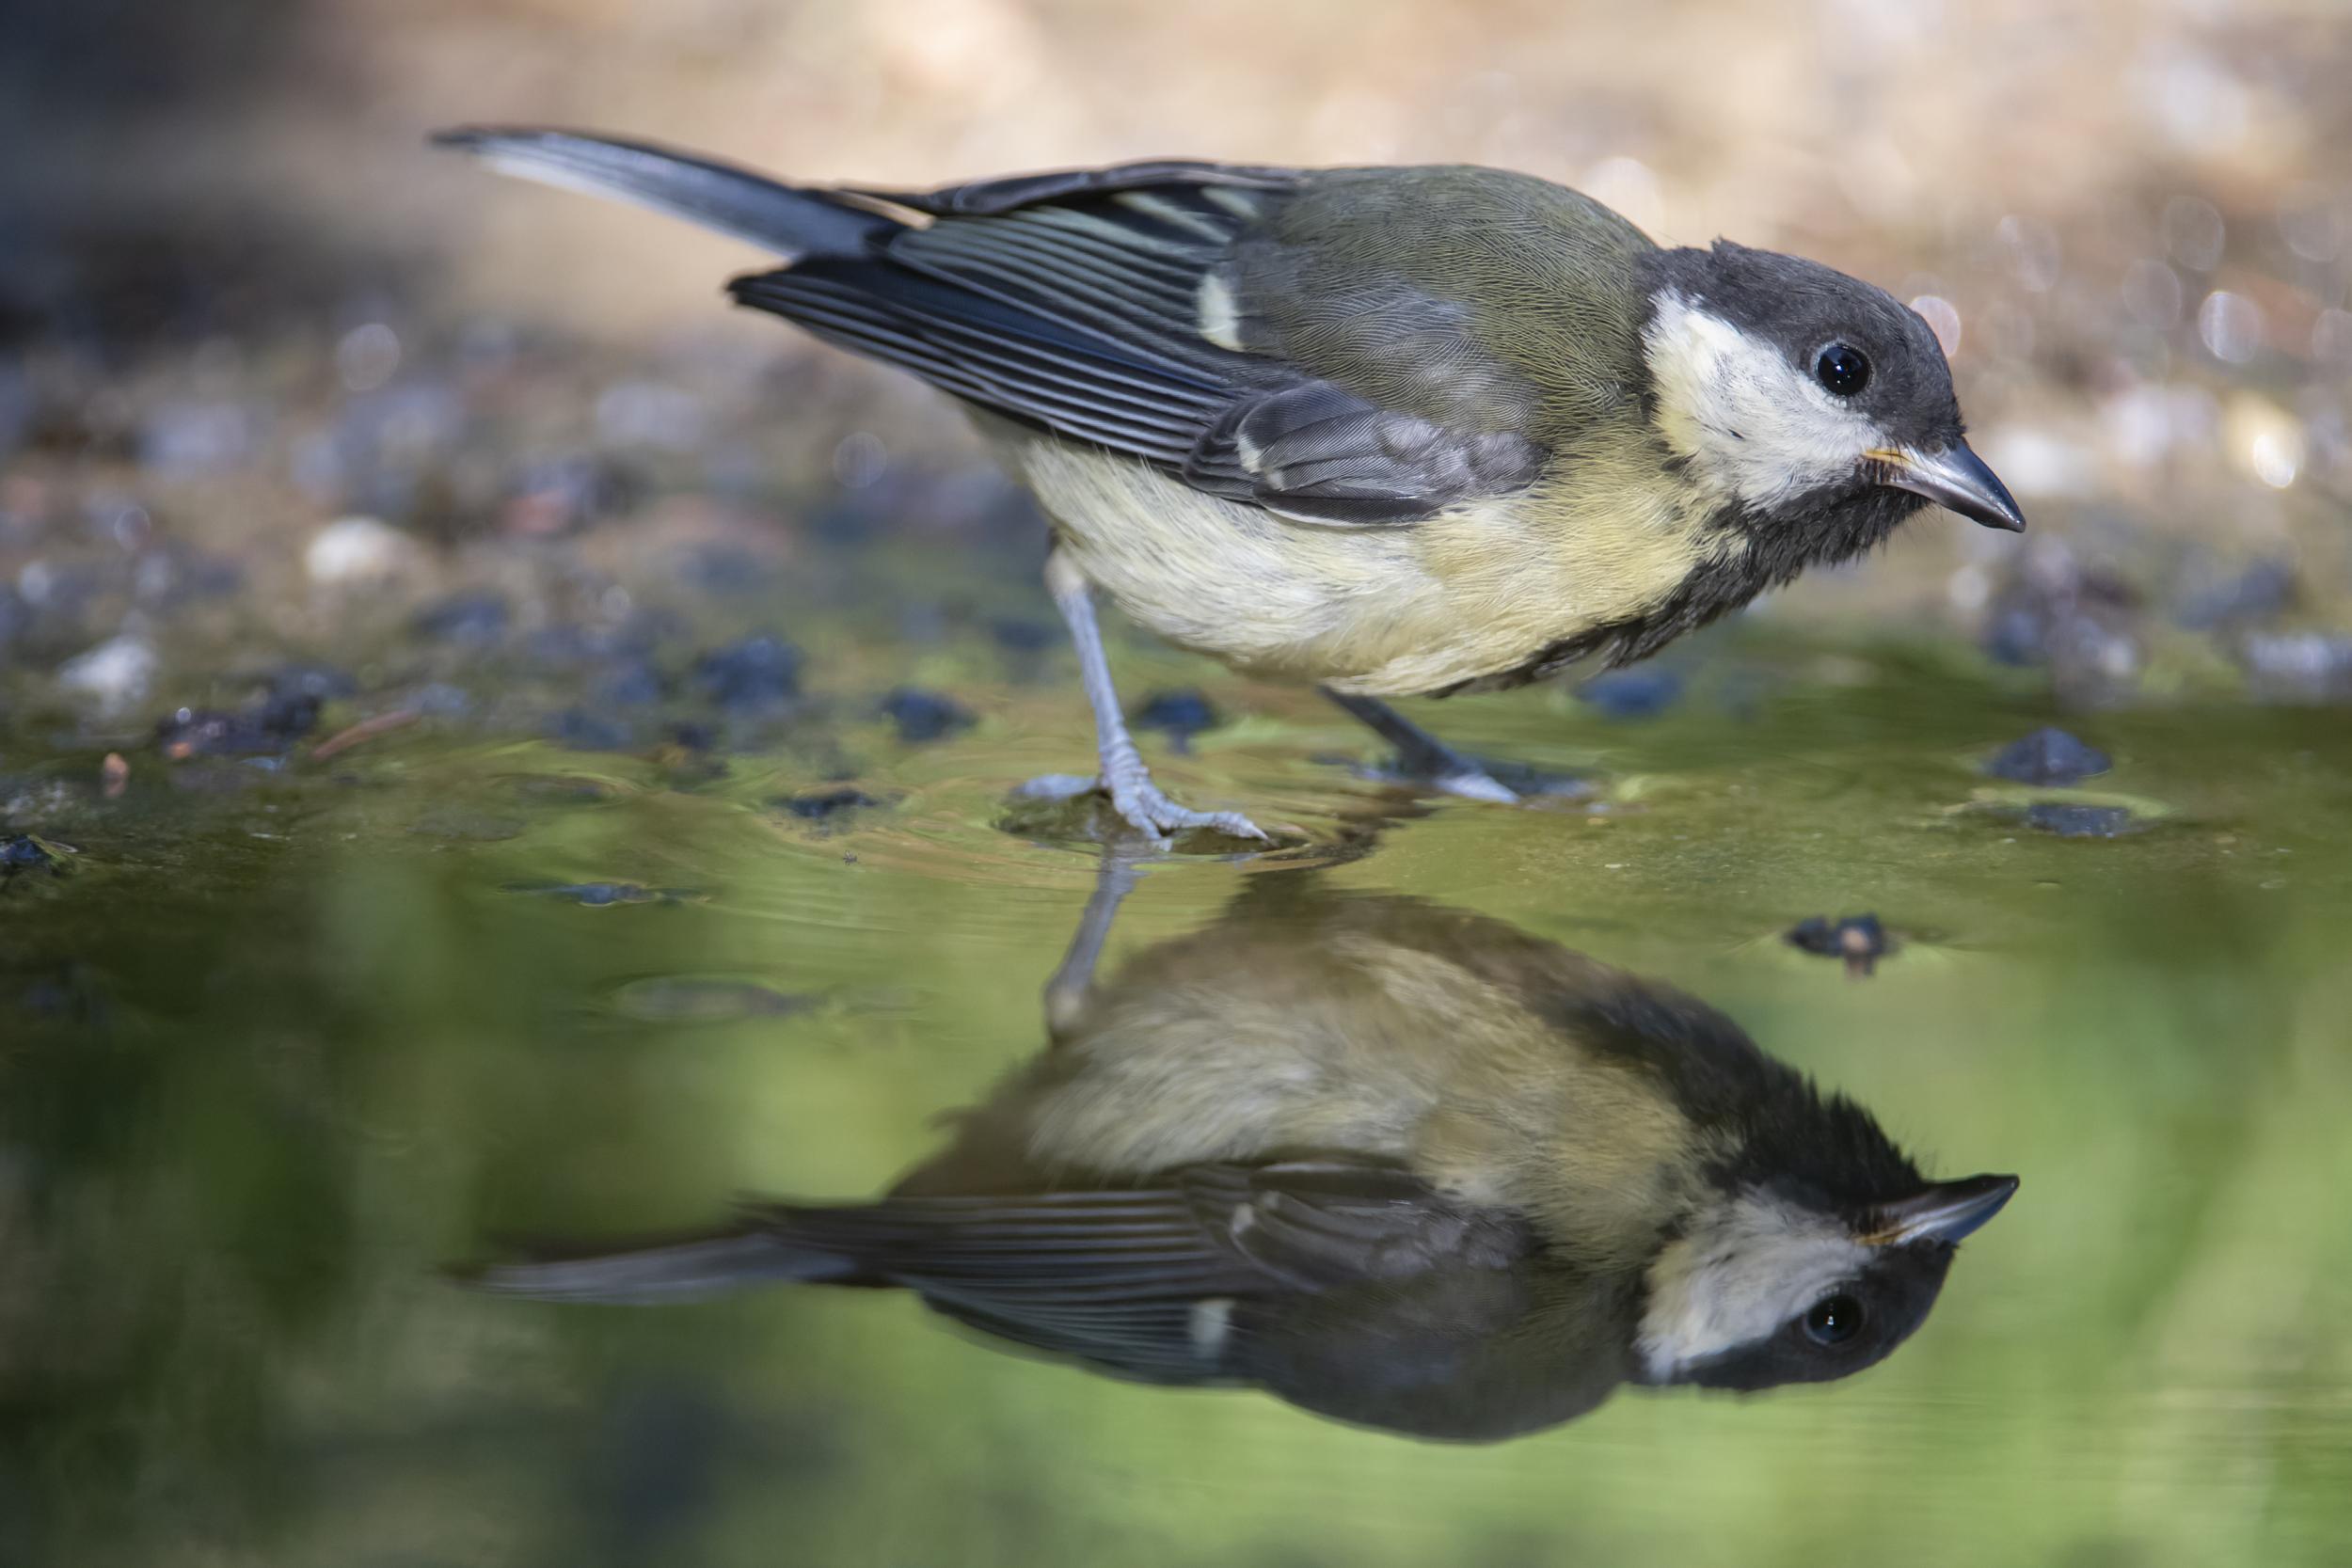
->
[1636,1192,1871,1382]
[1642,293,1889,514]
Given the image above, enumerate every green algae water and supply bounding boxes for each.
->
[6,621,2351,1568]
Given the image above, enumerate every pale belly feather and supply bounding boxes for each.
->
[1000,432,1725,697]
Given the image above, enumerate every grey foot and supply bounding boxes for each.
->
[1009,773,1271,849]
[1106,776,1270,846]
[1345,751,1592,803]
[1320,687,1590,804]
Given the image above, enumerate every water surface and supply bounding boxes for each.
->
[7,629,2351,1566]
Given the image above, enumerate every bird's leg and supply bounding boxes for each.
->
[1319,688,1522,803]
[1042,844,1148,1042]
[1045,550,1269,846]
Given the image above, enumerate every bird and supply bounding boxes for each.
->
[467,872,2018,1441]
[437,129,2026,844]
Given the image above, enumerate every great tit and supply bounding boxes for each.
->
[471,873,2016,1441]
[438,130,2026,842]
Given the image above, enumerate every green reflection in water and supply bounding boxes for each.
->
[5,632,2350,1567]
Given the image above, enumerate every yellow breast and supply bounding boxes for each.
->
[998,429,1730,696]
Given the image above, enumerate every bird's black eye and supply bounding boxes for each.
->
[1803,1293,1866,1346]
[1815,343,1871,398]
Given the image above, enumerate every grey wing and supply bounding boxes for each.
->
[762,1159,1535,1386]
[733,162,1546,525]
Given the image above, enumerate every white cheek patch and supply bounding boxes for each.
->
[1636,1191,1871,1382]
[1642,292,1889,514]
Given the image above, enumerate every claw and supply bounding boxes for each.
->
[1105,778,1271,846]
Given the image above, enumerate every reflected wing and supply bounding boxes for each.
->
[756,1159,1534,1384]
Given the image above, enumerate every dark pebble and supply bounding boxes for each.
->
[2026,803,2137,838]
[2240,633,2352,701]
[1786,913,1890,977]
[882,687,975,743]
[410,591,511,646]
[691,635,801,712]
[592,657,667,707]
[609,977,812,1022]
[2176,560,2295,630]
[156,691,321,758]
[507,881,685,907]
[1575,667,1684,719]
[1,834,62,872]
[663,720,720,753]
[549,707,636,752]
[268,663,358,703]
[780,786,883,821]
[989,616,1058,654]
[1132,689,1220,752]
[1986,727,2110,786]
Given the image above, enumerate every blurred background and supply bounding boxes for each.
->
[5,2,2352,1566]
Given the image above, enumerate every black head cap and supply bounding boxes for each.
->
[1662,240,1963,451]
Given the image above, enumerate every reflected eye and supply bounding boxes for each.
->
[1803,1293,1865,1346]
[1814,343,1871,397]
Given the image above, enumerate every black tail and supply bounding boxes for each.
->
[433,126,900,260]
[458,1229,863,1304]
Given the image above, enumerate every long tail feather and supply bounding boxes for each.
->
[459,1231,860,1304]
[433,126,898,260]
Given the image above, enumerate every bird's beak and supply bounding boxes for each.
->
[1865,1174,2020,1246]
[1864,442,2027,532]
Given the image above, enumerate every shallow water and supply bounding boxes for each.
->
[7,623,2352,1568]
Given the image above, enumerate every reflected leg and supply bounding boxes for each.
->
[1042,844,1148,1041]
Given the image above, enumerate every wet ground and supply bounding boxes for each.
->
[7,511,2352,1563]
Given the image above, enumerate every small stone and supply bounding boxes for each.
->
[691,636,801,713]
[2026,803,2136,838]
[1787,913,1891,978]
[1575,667,1685,719]
[882,687,975,743]
[1986,727,2110,785]
[56,635,158,715]
[409,591,511,647]
[305,515,420,587]
[549,707,635,752]
[779,786,883,821]
[156,690,321,758]
[1132,689,1220,752]
[2177,560,2295,630]
[0,834,72,878]
[2241,633,2352,702]
[506,881,687,907]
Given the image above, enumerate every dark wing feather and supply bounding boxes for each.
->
[742,1160,1534,1385]
[728,163,1547,524]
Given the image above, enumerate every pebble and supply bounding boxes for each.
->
[1575,667,1685,719]
[409,591,511,647]
[1985,727,2111,785]
[155,690,321,758]
[779,786,884,821]
[691,635,802,712]
[303,515,420,587]
[548,707,635,752]
[1786,913,1891,977]
[56,634,158,715]
[882,687,975,742]
[2240,632,2352,701]
[1131,689,1220,752]
[2026,803,2137,838]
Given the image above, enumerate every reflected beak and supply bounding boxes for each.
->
[1866,1174,2020,1246]
[1864,442,2027,531]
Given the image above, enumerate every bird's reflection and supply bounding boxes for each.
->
[477,863,2015,1442]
